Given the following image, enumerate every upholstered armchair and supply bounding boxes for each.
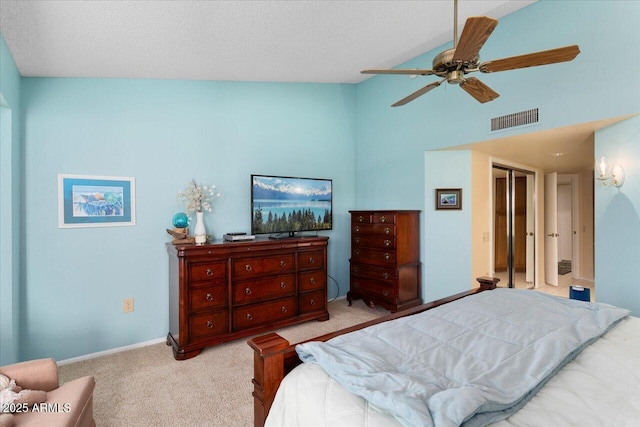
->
[0,358,95,427]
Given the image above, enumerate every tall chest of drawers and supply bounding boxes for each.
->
[167,237,329,360]
[348,210,421,312]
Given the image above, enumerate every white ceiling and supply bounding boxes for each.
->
[0,0,536,83]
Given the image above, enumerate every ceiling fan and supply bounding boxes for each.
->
[361,0,580,107]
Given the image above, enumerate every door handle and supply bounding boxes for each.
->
[547,233,559,237]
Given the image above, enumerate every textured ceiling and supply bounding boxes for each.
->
[0,0,536,83]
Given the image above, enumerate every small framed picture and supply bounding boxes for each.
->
[58,174,136,228]
[435,188,462,210]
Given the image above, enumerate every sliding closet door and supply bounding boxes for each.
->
[493,166,536,289]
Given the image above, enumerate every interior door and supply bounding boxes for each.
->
[544,172,559,286]
[513,176,527,272]
[494,176,507,272]
[525,174,535,283]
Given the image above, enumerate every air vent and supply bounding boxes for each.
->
[491,108,539,132]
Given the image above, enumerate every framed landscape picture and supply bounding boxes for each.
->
[58,174,136,228]
[435,188,462,210]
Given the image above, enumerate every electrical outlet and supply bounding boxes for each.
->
[123,298,134,313]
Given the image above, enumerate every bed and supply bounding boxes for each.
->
[248,278,639,426]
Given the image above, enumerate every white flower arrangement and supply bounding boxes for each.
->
[177,179,220,214]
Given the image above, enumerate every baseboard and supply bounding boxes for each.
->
[59,297,349,365]
[58,337,166,366]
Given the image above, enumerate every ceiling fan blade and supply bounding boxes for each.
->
[459,77,499,103]
[361,69,435,76]
[479,45,580,73]
[452,16,498,63]
[391,80,444,107]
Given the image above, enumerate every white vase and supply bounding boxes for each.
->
[194,211,207,245]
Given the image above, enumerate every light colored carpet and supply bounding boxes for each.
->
[59,299,388,426]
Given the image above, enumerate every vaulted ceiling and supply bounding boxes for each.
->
[2,0,627,173]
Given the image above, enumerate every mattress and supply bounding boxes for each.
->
[266,315,640,427]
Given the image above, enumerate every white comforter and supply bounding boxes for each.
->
[266,316,640,427]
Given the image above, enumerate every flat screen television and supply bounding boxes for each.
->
[251,174,332,238]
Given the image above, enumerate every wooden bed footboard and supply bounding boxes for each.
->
[247,277,499,427]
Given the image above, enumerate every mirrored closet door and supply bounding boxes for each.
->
[493,165,535,289]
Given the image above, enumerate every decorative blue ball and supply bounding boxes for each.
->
[172,212,189,228]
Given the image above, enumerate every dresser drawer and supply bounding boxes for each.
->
[297,250,325,271]
[352,213,373,224]
[232,274,295,305]
[352,223,396,236]
[372,212,396,224]
[299,289,326,314]
[189,261,227,285]
[352,234,396,249]
[351,262,397,284]
[189,310,229,341]
[350,278,397,305]
[233,297,297,331]
[351,247,396,265]
[299,270,326,292]
[232,254,295,278]
[190,285,227,311]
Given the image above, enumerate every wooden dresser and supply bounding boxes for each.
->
[167,237,329,360]
[348,210,421,312]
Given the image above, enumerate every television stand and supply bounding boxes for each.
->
[167,237,329,359]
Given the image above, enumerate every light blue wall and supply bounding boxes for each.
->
[8,0,640,362]
[356,0,640,303]
[20,78,357,360]
[0,33,22,365]
[424,151,473,301]
[594,116,640,316]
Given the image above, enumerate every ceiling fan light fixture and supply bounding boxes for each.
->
[447,70,465,84]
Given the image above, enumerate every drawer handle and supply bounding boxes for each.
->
[281,306,287,313]
[383,272,390,280]
[355,226,360,232]
[308,257,315,264]
[355,249,360,255]
[384,227,390,234]
[384,240,391,247]
[280,282,286,288]
[383,290,389,297]
[309,299,315,305]
[353,282,360,288]
[206,293,213,302]
[246,313,253,321]
[353,266,359,273]
[358,215,364,222]
[245,264,252,272]
[355,237,360,244]
[206,320,214,329]
[384,253,390,260]
[309,277,316,285]
[245,287,252,295]
[380,215,386,223]
[206,269,213,277]
[280,261,286,267]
